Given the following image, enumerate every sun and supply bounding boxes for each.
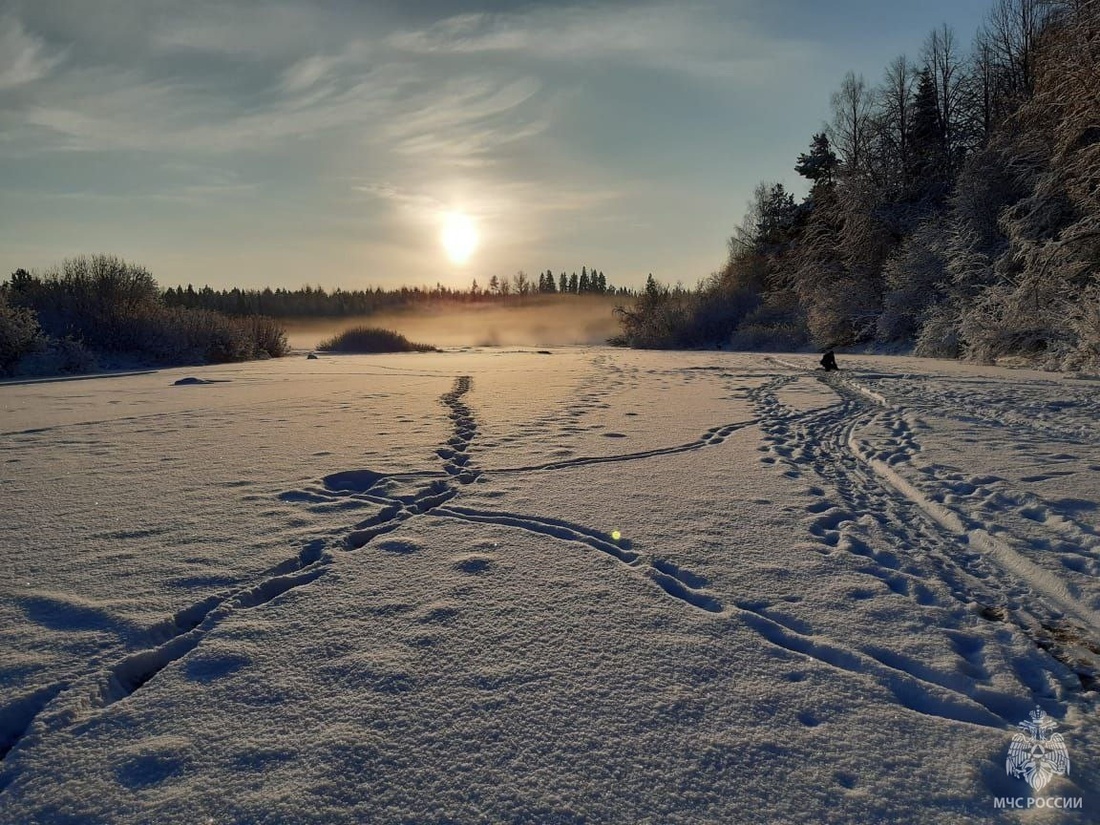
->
[441,211,478,265]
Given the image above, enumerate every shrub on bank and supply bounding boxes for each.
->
[316,326,436,353]
[4,256,290,377]
[0,290,44,375]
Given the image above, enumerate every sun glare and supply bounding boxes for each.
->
[441,211,478,265]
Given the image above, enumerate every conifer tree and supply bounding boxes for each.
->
[909,67,948,195]
[795,133,839,203]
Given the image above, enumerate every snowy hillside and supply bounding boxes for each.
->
[1,349,1097,823]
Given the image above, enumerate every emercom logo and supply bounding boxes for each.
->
[993,706,1082,812]
[1006,706,1070,791]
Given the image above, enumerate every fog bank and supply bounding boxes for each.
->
[282,296,626,350]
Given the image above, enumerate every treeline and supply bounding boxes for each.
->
[617,0,1100,369]
[164,266,631,318]
[1,255,288,377]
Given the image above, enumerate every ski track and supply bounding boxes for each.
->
[759,357,1099,698]
[6,354,1100,791]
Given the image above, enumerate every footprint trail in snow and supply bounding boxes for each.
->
[751,359,1099,705]
[280,364,1098,731]
[283,375,726,615]
[5,354,1099,798]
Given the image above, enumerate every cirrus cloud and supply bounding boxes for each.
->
[0,14,64,89]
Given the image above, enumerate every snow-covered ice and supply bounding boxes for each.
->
[1,349,1097,823]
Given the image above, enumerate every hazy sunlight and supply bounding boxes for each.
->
[441,211,478,265]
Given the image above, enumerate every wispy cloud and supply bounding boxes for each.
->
[383,75,546,163]
[354,182,446,215]
[279,42,370,95]
[10,161,259,205]
[388,7,668,57]
[3,1,810,162]
[355,177,622,234]
[386,1,816,81]
[150,2,332,59]
[15,60,415,153]
[28,183,257,205]
[0,14,63,89]
[7,20,544,164]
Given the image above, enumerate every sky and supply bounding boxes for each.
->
[0,0,994,291]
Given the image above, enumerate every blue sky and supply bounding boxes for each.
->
[0,0,992,290]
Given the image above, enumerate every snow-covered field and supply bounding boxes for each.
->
[1,349,1098,824]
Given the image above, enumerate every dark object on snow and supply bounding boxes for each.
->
[306,351,319,360]
[820,350,838,371]
[173,376,230,385]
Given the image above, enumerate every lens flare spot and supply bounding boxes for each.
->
[611,530,622,541]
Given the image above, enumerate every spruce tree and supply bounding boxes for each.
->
[795,132,839,203]
[909,67,947,196]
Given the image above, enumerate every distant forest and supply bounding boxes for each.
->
[1,255,637,376]
[163,267,633,318]
[617,0,1099,370]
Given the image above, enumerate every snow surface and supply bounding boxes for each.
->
[1,349,1098,824]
